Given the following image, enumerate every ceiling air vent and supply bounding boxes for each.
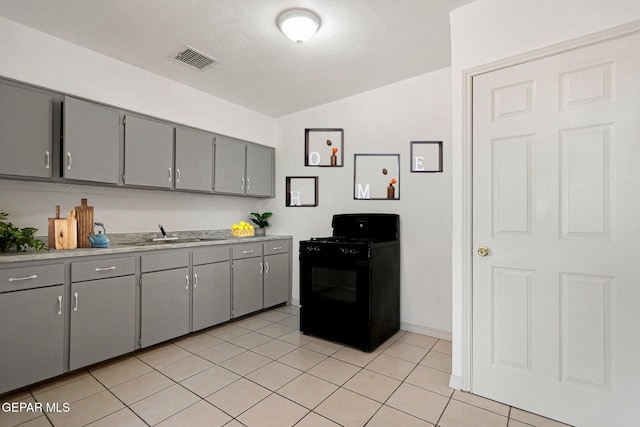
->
[173,46,217,70]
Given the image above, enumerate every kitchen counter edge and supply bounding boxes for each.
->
[0,235,293,264]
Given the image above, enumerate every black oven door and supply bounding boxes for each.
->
[299,252,372,350]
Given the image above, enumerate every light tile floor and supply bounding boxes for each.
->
[0,305,573,427]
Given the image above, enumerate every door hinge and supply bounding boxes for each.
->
[122,116,126,125]
[138,277,142,287]
[138,337,142,346]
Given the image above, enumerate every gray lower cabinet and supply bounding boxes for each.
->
[193,262,231,331]
[69,256,136,370]
[193,246,231,330]
[0,263,65,395]
[263,252,289,308]
[140,251,190,347]
[232,243,264,317]
[176,127,214,192]
[0,82,53,178]
[124,115,174,188]
[63,96,120,184]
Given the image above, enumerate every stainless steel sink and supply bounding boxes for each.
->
[130,237,227,246]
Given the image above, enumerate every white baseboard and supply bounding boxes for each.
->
[400,322,451,341]
[448,374,466,391]
[290,298,300,306]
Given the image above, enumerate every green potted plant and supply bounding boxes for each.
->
[0,212,48,253]
[249,212,272,236]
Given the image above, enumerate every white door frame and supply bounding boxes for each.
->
[455,19,640,393]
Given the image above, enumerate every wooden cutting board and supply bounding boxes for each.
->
[74,198,94,248]
[54,209,77,250]
[47,205,60,249]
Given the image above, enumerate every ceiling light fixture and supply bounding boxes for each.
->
[278,8,321,43]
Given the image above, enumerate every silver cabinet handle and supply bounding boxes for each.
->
[94,266,116,272]
[246,178,251,190]
[194,273,198,288]
[176,169,181,182]
[8,274,38,282]
[265,262,270,274]
[259,262,264,273]
[67,152,72,170]
[45,151,50,169]
[57,295,63,316]
[73,292,78,312]
[243,250,254,254]
[241,177,245,189]
[272,246,282,250]
[168,167,172,181]
[186,275,189,290]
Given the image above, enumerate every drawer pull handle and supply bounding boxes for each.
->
[272,247,282,250]
[186,275,189,290]
[57,295,63,316]
[8,274,38,282]
[73,292,78,312]
[194,273,198,288]
[94,266,117,272]
[243,250,254,254]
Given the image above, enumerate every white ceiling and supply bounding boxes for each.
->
[0,0,474,118]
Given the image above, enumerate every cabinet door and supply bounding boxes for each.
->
[63,96,120,184]
[232,257,263,317]
[0,285,64,394]
[141,267,190,347]
[193,262,231,331]
[124,115,174,188]
[70,276,136,370]
[246,144,274,197]
[0,83,53,178]
[214,137,246,194]
[175,128,213,192]
[264,253,290,308]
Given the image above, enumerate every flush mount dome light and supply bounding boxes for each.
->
[278,8,320,43]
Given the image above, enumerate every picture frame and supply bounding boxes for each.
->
[285,176,319,207]
[304,128,344,167]
[410,141,443,173]
[353,154,400,200]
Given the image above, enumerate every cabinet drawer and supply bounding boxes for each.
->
[0,264,64,293]
[142,251,189,273]
[264,240,289,256]
[232,243,263,260]
[72,257,135,282]
[193,246,230,265]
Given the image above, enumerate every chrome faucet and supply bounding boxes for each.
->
[158,224,167,238]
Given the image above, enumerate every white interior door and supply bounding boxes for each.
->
[472,32,640,426]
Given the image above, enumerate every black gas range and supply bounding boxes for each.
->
[299,213,400,351]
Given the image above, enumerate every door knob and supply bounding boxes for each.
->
[477,246,489,257]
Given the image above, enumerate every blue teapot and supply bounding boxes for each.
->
[88,222,110,248]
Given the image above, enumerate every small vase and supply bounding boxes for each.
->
[330,153,337,166]
[387,184,395,199]
[255,228,266,236]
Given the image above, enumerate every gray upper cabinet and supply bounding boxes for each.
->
[214,136,246,195]
[63,96,120,184]
[124,115,174,189]
[176,127,213,192]
[246,144,274,197]
[214,136,275,197]
[0,82,53,178]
